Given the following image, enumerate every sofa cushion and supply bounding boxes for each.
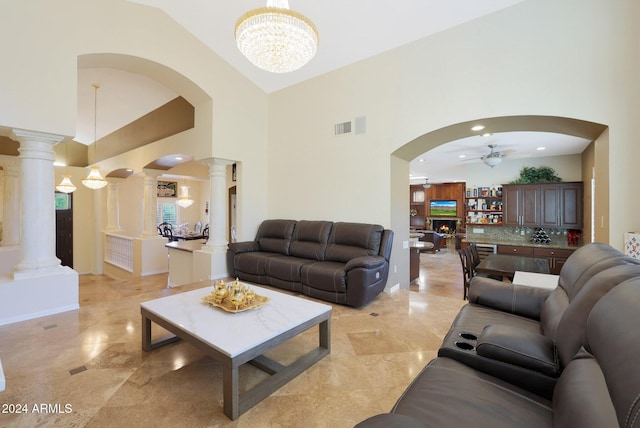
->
[582,278,640,427]
[556,243,628,297]
[301,261,347,293]
[325,222,383,263]
[554,263,640,367]
[265,255,314,282]
[355,414,426,428]
[552,351,618,428]
[390,357,553,427]
[289,220,333,261]
[234,252,278,276]
[256,219,296,255]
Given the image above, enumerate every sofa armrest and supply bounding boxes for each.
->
[476,324,559,377]
[468,276,552,320]
[227,241,260,255]
[345,255,386,271]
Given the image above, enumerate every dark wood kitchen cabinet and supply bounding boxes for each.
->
[503,185,539,226]
[504,182,583,229]
[559,182,583,228]
[539,182,583,228]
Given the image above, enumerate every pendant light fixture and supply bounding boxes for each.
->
[235,0,319,73]
[176,185,194,208]
[82,84,108,190]
[56,141,77,193]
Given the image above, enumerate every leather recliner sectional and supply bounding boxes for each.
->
[356,243,640,427]
[227,219,394,307]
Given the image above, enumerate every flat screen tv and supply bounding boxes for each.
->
[430,200,457,217]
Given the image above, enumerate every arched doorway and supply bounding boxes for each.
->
[389,115,609,289]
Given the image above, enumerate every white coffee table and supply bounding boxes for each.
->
[140,283,332,420]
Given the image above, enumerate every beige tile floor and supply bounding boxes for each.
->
[0,247,465,427]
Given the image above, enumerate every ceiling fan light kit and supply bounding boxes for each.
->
[483,156,502,168]
[481,144,503,168]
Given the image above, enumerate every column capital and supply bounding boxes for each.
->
[10,128,64,145]
[11,128,65,163]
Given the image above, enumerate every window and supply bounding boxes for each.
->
[157,199,178,225]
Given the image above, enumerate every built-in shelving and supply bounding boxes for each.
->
[465,196,503,226]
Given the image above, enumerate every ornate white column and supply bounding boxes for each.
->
[10,129,64,278]
[0,161,20,246]
[105,179,122,232]
[141,169,161,237]
[192,158,233,281]
[204,159,233,251]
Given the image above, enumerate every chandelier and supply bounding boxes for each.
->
[56,176,77,193]
[56,141,77,193]
[176,185,194,208]
[82,84,108,190]
[235,0,319,73]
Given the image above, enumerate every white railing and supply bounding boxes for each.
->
[105,234,134,272]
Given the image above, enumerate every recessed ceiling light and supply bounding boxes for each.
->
[458,154,466,159]
[482,133,492,137]
[175,156,183,161]
[418,158,425,162]
[471,125,485,132]
[537,147,546,151]
[126,169,133,172]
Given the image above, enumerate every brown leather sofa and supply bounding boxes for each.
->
[438,243,640,397]
[228,220,394,307]
[356,243,640,427]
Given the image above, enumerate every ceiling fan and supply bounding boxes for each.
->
[480,144,512,168]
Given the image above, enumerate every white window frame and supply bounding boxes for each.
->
[157,198,180,225]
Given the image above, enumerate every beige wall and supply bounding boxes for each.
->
[453,154,583,190]
[267,0,640,287]
[3,0,640,287]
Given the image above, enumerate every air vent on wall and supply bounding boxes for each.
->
[334,121,352,135]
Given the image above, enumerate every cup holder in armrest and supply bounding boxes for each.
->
[459,332,478,341]
[454,341,475,351]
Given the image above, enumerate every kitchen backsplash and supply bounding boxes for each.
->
[466,226,582,247]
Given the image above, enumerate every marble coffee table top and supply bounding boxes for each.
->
[141,284,332,358]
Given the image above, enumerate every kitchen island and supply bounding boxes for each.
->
[165,240,208,287]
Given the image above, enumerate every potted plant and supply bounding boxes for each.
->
[509,166,562,184]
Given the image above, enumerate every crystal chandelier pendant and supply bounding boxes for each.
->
[176,185,194,208]
[56,175,77,193]
[235,0,318,73]
[82,167,108,190]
